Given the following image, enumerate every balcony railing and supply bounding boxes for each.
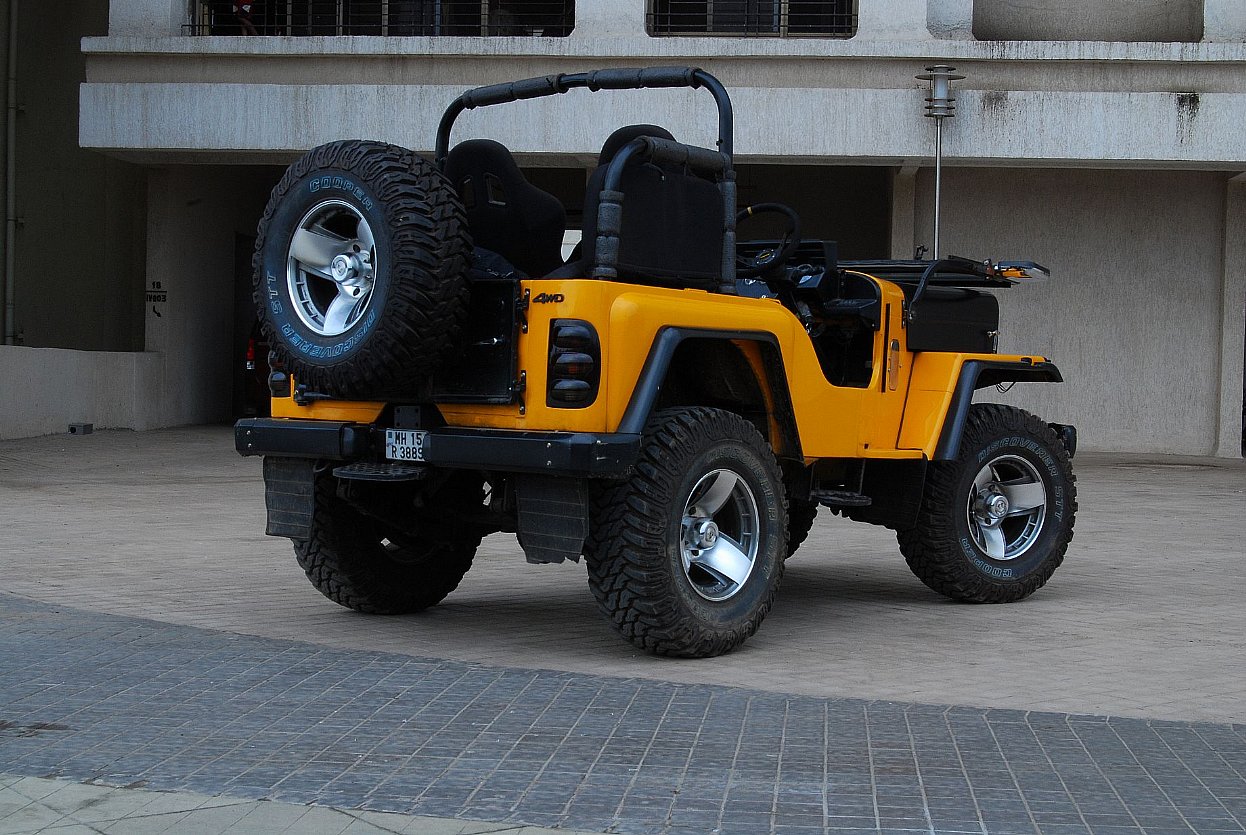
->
[186,0,574,36]
[648,0,855,37]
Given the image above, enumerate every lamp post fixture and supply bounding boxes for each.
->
[916,65,964,260]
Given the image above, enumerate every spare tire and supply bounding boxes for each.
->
[253,140,471,399]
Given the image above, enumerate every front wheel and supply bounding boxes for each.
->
[897,404,1076,603]
[585,407,788,658]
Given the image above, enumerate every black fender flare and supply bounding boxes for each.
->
[934,359,1064,460]
[618,326,802,459]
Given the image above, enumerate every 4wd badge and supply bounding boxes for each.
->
[532,292,565,304]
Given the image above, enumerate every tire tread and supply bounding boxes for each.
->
[253,140,471,399]
[584,407,787,657]
[897,403,1077,603]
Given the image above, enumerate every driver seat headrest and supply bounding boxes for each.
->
[597,124,676,166]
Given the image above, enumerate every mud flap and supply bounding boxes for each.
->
[515,474,589,564]
[263,456,316,539]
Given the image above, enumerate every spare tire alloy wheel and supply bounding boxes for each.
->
[288,200,377,338]
[586,407,787,658]
[898,404,1077,603]
[253,140,471,399]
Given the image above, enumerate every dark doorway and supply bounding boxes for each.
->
[232,233,268,418]
[735,165,892,259]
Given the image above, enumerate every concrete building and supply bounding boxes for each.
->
[0,0,1242,455]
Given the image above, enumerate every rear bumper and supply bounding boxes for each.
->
[235,418,640,477]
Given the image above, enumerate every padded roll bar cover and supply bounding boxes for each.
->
[460,74,568,109]
[641,137,729,176]
[458,67,700,111]
[591,190,625,280]
[584,66,700,91]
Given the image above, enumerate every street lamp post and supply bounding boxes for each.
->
[916,65,964,260]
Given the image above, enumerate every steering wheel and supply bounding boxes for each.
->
[736,202,802,279]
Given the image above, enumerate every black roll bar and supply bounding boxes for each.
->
[434,66,735,166]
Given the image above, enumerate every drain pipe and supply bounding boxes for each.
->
[2,0,15,344]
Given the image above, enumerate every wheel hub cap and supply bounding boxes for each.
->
[330,252,372,297]
[966,454,1048,561]
[679,469,760,602]
[692,520,719,549]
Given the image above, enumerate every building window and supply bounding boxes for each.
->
[189,0,574,36]
[971,0,1201,43]
[648,0,855,37]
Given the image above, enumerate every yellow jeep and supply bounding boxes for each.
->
[236,67,1077,658]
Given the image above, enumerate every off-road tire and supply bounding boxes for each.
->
[897,404,1076,603]
[585,407,788,658]
[786,498,818,558]
[254,140,471,399]
[294,473,482,614]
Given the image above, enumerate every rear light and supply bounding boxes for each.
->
[245,338,257,371]
[547,319,600,408]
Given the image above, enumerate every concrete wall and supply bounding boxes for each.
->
[78,83,1246,171]
[0,164,274,439]
[1218,177,1246,456]
[0,345,162,437]
[909,167,1241,456]
[973,0,1204,42]
[13,0,147,350]
[142,165,274,429]
[1204,0,1246,41]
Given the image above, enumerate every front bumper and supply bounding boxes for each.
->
[235,418,640,478]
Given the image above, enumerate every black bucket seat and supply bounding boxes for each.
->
[444,139,566,277]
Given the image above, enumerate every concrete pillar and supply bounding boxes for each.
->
[855,0,932,40]
[571,0,646,38]
[1214,174,1245,457]
[890,165,919,258]
[109,0,185,37]
[1204,0,1246,41]
[927,0,974,39]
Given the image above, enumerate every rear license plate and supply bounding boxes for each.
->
[385,429,428,462]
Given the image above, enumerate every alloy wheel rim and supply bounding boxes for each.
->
[286,199,377,337]
[680,468,760,601]
[965,454,1048,561]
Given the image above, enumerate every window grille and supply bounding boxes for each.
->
[187,0,574,36]
[648,0,855,37]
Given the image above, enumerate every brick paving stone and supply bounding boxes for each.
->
[1,595,1245,834]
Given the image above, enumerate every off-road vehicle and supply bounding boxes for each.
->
[236,67,1077,658]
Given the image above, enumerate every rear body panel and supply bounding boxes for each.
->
[268,277,1053,463]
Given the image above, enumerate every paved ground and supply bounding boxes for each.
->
[2,594,1244,835]
[0,426,1244,834]
[1,427,1243,723]
[1,772,590,834]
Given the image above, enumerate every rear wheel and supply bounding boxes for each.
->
[294,473,483,614]
[897,404,1076,602]
[585,407,787,657]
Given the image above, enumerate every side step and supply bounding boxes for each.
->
[332,461,429,482]
[810,489,872,508]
